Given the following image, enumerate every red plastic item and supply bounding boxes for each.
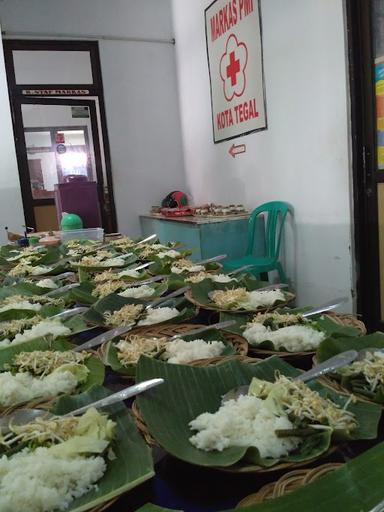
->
[160,207,194,217]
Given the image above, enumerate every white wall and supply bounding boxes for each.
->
[172,0,354,310]
[0,25,25,243]
[0,0,187,236]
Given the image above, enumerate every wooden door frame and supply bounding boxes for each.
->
[12,96,106,229]
[3,39,117,233]
[346,0,383,330]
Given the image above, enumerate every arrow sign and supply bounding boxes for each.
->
[229,143,246,158]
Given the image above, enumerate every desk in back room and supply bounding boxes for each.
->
[139,214,265,261]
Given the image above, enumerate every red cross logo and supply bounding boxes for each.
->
[220,34,248,102]
[227,51,240,86]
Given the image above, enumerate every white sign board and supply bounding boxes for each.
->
[205,0,267,143]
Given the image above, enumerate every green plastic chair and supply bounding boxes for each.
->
[223,201,292,283]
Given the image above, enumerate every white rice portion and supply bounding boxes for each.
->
[158,250,181,259]
[240,289,286,309]
[35,279,59,290]
[243,324,326,352]
[102,257,125,267]
[0,446,105,512]
[210,274,236,283]
[118,285,156,299]
[0,301,42,313]
[189,395,300,458]
[118,269,140,278]
[138,307,179,326]
[0,320,71,348]
[165,339,225,364]
[171,264,205,274]
[0,370,79,407]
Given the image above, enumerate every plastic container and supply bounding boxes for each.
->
[60,228,104,242]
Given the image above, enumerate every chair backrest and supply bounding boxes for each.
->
[246,201,292,260]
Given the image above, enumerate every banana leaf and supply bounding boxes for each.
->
[189,279,292,312]
[0,244,27,258]
[317,332,384,403]
[71,253,138,271]
[136,506,182,512]
[219,311,360,352]
[136,356,381,469]
[84,294,196,328]
[0,303,64,323]
[0,281,48,299]
[80,280,168,304]
[103,326,236,376]
[228,442,384,512]
[33,246,62,266]
[5,385,154,512]
[0,312,93,346]
[63,313,95,335]
[149,258,221,276]
[317,332,384,362]
[34,261,71,276]
[0,337,104,391]
[69,282,98,305]
[119,270,152,281]
[60,239,98,256]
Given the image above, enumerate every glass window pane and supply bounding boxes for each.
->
[13,50,93,85]
[25,131,51,149]
[27,152,58,199]
[57,130,86,145]
[21,104,97,186]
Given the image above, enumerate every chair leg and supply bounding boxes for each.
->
[276,262,288,284]
[260,272,269,282]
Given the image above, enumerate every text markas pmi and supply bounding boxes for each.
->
[209,0,254,43]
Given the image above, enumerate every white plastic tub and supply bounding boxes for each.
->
[60,228,104,242]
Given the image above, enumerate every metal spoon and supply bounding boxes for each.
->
[196,254,227,265]
[145,285,190,310]
[50,306,89,320]
[228,264,256,275]
[0,378,164,432]
[29,272,76,283]
[73,324,135,352]
[122,261,154,273]
[45,282,80,297]
[369,498,384,512]
[123,275,166,287]
[167,319,236,342]
[135,234,157,245]
[302,297,349,318]
[119,252,135,259]
[223,350,358,402]
[50,272,76,282]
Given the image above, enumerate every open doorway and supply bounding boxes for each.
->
[3,39,117,233]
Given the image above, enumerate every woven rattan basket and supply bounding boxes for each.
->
[245,312,367,359]
[99,323,250,379]
[237,463,343,506]
[184,290,296,314]
[127,322,248,354]
[131,400,338,473]
[323,312,367,335]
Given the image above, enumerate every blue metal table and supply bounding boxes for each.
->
[139,215,265,261]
